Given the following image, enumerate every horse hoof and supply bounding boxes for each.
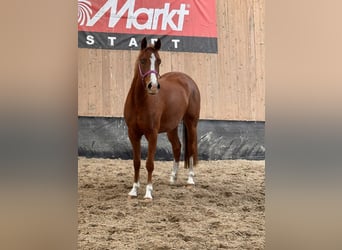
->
[127,194,137,199]
[170,176,177,184]
[142,197,153,202]
[128,190,138,197]
[144,184,153,200]
[128,182,140,197]
[187,178,195,185]
[143,194,153,200]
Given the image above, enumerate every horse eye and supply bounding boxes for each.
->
[140,59,147,65]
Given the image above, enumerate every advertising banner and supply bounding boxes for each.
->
[78,0,218,53]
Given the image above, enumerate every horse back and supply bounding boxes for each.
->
[160,72,199,94]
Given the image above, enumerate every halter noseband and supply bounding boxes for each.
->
[138,63,160,86]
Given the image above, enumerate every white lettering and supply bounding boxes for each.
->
[87,0,134,27]
[127,8,153,30]
[152,8,164,30]
[108,36,117,46]
[171,39,180,48]
[161,3,176,30]
[86,35,94,45]
[82,35,183,50]
[161,3,189,31]
[86,0,190,31]
[128,37,138,47]
[176,4,189,30]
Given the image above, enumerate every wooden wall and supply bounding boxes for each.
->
[78,0,265,121]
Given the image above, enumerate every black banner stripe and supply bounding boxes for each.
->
[78,31,218,53]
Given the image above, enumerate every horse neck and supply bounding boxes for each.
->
[130,65,147,103]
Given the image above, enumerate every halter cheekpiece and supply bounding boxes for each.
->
[138,63,160,86]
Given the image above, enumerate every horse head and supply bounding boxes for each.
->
[137,37,162,95]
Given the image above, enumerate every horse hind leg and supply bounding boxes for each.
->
[187,157,195,185]
[183,119,198,185]
[167,127,181,184]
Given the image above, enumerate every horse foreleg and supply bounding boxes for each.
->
[128,131,141,197]
[144,132,158,199]
[170,161,179,184]
[128,182,140,197]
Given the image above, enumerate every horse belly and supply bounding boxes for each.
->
[158,86,189,132]
[158,106,186,133]
[158,118,180,133]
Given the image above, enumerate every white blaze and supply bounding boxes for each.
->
[150,53,158,86]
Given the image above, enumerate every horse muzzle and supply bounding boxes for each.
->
[147,82,160,95]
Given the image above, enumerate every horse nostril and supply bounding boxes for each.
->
[147,82,152,89]
[157,83,160,89]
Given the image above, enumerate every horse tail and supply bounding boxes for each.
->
[183,122,190,168]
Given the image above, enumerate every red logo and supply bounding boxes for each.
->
[78,0,217,38]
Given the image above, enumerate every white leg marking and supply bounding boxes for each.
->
[128,182,140,197]
[144,183,153,199]
[150,53,158,86]
[170,161,179,184]
[187,156,195,185]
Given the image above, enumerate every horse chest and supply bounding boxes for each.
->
[135,111,159,130]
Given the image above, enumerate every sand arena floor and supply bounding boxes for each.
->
[78,157,265,249]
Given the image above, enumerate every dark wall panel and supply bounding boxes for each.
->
[78,117,265,160]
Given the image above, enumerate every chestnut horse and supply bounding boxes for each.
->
[124,38,200,199]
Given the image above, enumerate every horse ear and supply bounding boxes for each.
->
[141,37,147,50]
[154,38,161,50]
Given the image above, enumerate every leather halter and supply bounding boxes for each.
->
[138,63,160,86]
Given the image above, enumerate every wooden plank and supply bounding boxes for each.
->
[254,0,265,120]
[78,49,89,116]
[86,49,102,116]
[101,50,112,116]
